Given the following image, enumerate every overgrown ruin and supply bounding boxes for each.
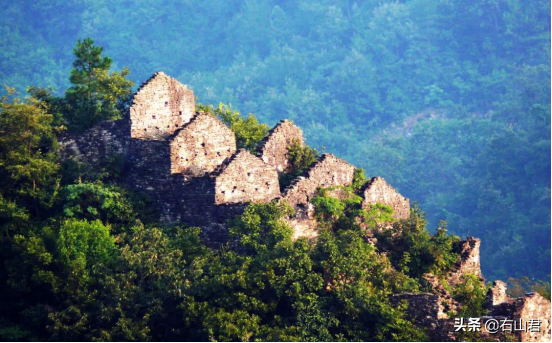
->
[59,72,550,342]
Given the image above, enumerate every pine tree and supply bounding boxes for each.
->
[65,38,133,130]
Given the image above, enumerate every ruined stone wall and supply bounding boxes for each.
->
[486,287,551,342]
[422,273,460,317]
[130,72,195,140]
[486,280,510,307]
[390,293,455,341]
[361,177,410,220]
[395,279,552,342]
[170,112,236,177]
[282,154,356,207]
[214,149,280,204]
[390,293,441,328]
[257,119,303,173]
[514,293,551,342]
[60,119,130,164]
[447,237,483,286]
[126,139,172,192]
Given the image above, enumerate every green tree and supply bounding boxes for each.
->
[0,87,61,216]
[199,103,269,152]
[65,38,133,130]
[56,219,115,294]
[279,139,320,190]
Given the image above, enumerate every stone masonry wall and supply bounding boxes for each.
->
[361,177,410,220]
[170,112,236,177]
[280,154,355,240]
[130,72,195,140]
[282,154,356,207]
[257,119,303,173]
[214,149,280,204]
[390,293,455,341]
[126,139,171,191]
[60,119,129,164]
[514,293,551,342]
[486,280,510,307]
[447,237,483,286]
[486,289,551,342]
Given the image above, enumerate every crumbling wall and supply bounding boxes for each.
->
[60,119,129,164]
[447,237,483,286]
[486,287,551,342]
[423,273,460,317]
[486,280,510,307]
[390,293,455,342]
[257,119,303,173]
[281,154,355,240]
[361,177,410,220]
[214,149,280,204]
[130,72,195,140]
[514,293,551,342]
[282,154,356,207]
[170,113,236,177]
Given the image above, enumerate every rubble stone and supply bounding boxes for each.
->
[59,119,129,164]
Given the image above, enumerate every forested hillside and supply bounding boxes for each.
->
[0,0,549,282]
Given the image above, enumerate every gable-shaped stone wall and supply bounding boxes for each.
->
[170,112,236,177]
[257,119,303,173]
[361,177,410,220]
[282,154,356,208]
[214,149,280,204]
[130,72,195,140]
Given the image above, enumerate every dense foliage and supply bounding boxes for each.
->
[0,46,500,339]
[0,1,550,339]
[279,138,320,190]
[0,102,477,340]
[0,0,548,281]
[198,103,269,152]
